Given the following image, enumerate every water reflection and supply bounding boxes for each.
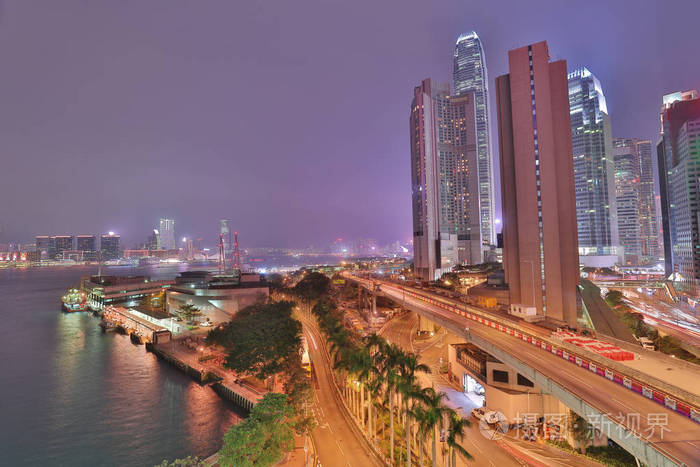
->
[0,266,242,467]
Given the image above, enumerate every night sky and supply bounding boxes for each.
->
[1,0,698,248]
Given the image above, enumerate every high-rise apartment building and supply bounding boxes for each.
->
[76,235,97,261]
[612,138,658,264]
[453,31,495,245]
[495,41,579,326]
[567,68,619,264]
[159,218,176,250]
[410,79,482,281]
[657,90,700,292]
[100,233,121,260]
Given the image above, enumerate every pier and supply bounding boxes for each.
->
[147,341,264,412]
[103,306,171,344]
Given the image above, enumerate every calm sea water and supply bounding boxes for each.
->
[0,265,243,467]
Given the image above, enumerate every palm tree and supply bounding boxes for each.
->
[381,343,404,464]
[364,333,387,442]
[446,411,472,467]
[398,353,430,467]
[335,345,373,425]
[409,404,429,467]
[418,387,450,467]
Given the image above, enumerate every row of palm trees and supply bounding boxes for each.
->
[311,298,471,467]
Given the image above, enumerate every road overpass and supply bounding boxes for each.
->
[344,273,700,467]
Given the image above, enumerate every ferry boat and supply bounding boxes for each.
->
[61,288,89,312]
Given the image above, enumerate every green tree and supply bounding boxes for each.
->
[419,388,451,467]
[178,303,202,323]
[293,272,331,310]
[446,411,472,467]
[219,393,295,467]
[397,353,430,467]
[207,301,302,380]
[569,411,592,454]
[604,290,625,308]
[154,456,204,467]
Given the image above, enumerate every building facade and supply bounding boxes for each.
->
[657,90,700,292]
[158,218,176,250]
[495,41,579,326]
[76,234,97,261]
[612,138,658,264]
[453,31,495,245]
[612,147,642,264]
[100,233,121,260]
[410,79,482,281]
[53,235,74,258]
[567,68,619,264]
[35,235,54,259]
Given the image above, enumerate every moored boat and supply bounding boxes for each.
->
[61,288,89,312]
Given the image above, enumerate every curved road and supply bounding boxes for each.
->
[297,311,384,467]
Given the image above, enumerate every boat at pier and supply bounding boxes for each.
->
[61,288,89,312]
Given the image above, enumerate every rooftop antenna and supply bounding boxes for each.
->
[233,231,241,271]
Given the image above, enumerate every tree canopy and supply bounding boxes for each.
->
[218,393,294,467]
[292,272,331,302]
[207,301,302,380]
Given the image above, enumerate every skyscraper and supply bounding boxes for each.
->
[657,90,700,292]
[220,219,232,256]
[410,79,482,281]
[612,145,642,265]
[567,68,619,264]
[159,218,176,250]
[612,138,659,264]
[149,229,161,250]
[100,233,121,260]
[453,31,495,245]
[495,41,579,326]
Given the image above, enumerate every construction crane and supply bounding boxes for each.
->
[233,231,241,271]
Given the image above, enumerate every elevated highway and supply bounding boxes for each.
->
[344,273,700,467]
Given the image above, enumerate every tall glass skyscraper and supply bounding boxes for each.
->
[453,31,495,246]
[568,67,619,262]
[612,138,658,265]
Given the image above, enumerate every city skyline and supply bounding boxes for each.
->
[0,1,698,247]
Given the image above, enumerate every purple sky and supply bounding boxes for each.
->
[1,0,698,248]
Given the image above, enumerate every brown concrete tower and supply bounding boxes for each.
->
[495,41,579,326]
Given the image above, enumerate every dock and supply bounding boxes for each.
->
[147,341,264,412]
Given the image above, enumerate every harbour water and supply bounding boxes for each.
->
[0,265,244,467]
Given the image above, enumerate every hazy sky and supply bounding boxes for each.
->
[1,0,698,248]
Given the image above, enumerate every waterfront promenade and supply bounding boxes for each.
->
[151,338,265,411]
